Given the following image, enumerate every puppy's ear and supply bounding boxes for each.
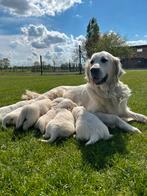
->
[84,60,91,82]
[113,57,125,78]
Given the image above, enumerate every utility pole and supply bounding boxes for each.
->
[69,61,71,72]
[79,45,82,74]
[40,55,43,75]
[53,60,56,72]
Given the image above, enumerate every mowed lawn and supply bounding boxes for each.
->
[0,71,147,195]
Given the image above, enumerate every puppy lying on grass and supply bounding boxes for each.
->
[35,109,57,134]
[36,97,77,134]
[2,107,23,129]
[40,108,75,143]
[72,106,113,146]
[1,100,35,129]
[16,98,52,131]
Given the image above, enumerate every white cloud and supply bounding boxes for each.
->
[0,0,30,15]
[21,24,69,49]
[0,24,85,66]
[0,35,34,66]
[0,0,82,16]
[127,40,147,46]
[75,14,82,18]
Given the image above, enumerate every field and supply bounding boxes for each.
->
[0,71,147,195]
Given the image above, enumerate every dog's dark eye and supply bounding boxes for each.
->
[90,59,94,64]
[101,57,108,63]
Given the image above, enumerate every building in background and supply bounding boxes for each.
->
[122,45,147,69]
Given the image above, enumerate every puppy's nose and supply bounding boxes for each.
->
[90,68,100,75]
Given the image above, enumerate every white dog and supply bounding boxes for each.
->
[41,108,75,143]
[35,109,57,134]
[35,98,77,134]
[16,99,52,131]
[2,107,23,129]
[72,106,113,145]
[0,100,35,122]
[1,51,147,132]
[51,97,77,111]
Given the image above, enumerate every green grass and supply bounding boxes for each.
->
[0,71,147,195]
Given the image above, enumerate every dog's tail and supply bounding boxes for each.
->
[21,90,41,100]
[85,135,99,146]
[39,136,56,143]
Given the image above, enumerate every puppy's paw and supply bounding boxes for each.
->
[38,139,48,143]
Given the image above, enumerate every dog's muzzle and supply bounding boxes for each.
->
[90,68,108,85]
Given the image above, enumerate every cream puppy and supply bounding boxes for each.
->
[41,108,75,143]
[16,99,52,131]
[2,107,22,129]
[35,98,77,134]
[51,97,77,111]
[72,106,113,145]
[35,109,57,134]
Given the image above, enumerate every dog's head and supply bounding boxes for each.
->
[85,51,125,85]
[72,106,86,119]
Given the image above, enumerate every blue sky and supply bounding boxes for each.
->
[0,0,147,66]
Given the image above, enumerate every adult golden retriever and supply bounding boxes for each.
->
[0,51,147,132]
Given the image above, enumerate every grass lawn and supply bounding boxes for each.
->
[0,71,147,195]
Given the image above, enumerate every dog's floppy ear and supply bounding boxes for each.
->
[84,60,91,82]
[113,57,125,78]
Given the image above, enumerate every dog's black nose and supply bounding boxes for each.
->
[90,68,100,75]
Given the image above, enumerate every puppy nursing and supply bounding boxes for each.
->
[72,106,113,145]
[35,109,57,134]
[41,108,75,143]
[2,107,22,129]
[36,98,77,134]
[40,98,77,143]
[16,99,52,130]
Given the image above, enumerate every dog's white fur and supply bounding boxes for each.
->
[0,100,35,122]
[35,98,77,134]
[51,97,77,111]
[72,106,113,145]
[2,107,22,129]
[35,109,57,134]
[0,51,147,132]
[41,108,75,143]
[16,99,52,130]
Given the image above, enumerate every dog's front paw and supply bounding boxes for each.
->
[132,127,142,134]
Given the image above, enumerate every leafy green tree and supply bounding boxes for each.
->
[85,18,133,59]
[96,32,133,58]
[85,17,100,58]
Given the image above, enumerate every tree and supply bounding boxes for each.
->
[85,17,100,58]
[33,61,40,67]
[85,17,133,59]
[0,58,10,69]
[95,32,133,58]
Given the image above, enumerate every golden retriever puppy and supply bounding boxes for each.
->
[0,100,35,122]
[51,97,77,111]
[41,108,75,143]
[35,98,77,134]
[1,100,35,129]
[16,99,52,131]
[2,107,22,129]
[72,106,113,145]
[35,109,57,134]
